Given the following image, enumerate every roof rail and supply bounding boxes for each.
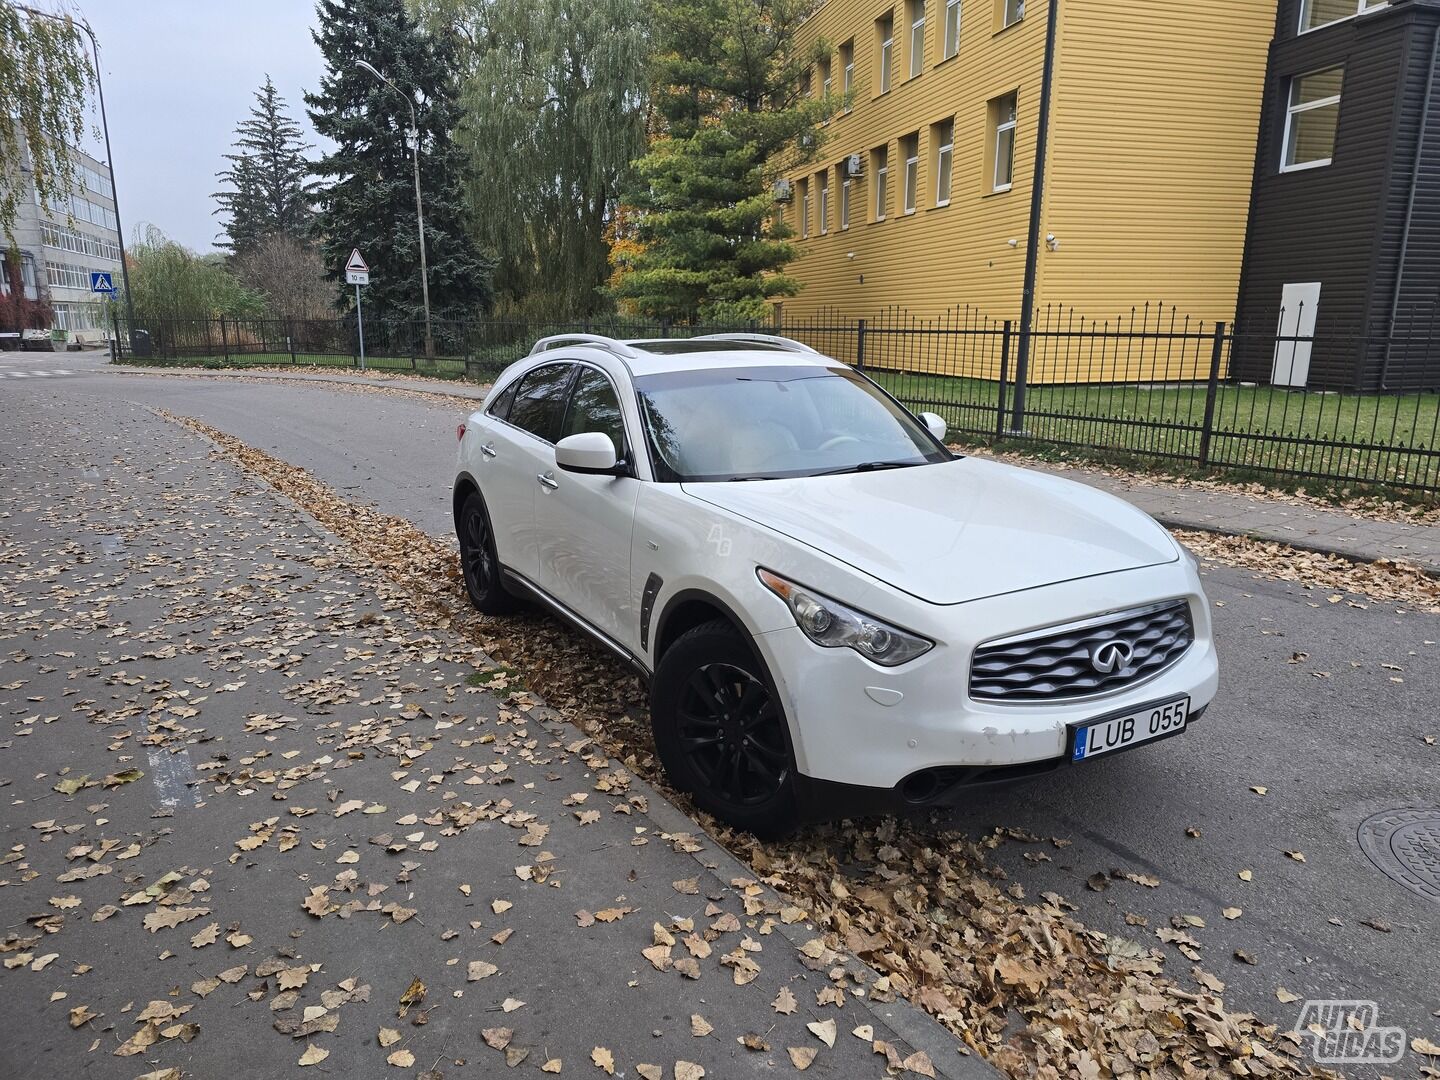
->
[692,332,822,355]
[528,333,640,359]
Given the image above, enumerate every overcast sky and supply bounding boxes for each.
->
[78,0,329,254]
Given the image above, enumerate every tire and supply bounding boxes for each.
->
[651,619,799,838]
[456,491,519,615]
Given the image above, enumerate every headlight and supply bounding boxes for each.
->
[757,568,933,667]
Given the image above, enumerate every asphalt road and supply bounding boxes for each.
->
[5,353,1438,1074]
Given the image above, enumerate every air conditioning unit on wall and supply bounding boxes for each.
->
[772,178,794,202]
[845,153,864,178]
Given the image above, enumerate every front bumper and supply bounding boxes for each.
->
[753,562,1219,792]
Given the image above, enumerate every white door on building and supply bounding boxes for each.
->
[1271,282,1321,388]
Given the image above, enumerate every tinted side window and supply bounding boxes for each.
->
[505,363,573,442]
[560,367,628,457]
[487,379,519,420]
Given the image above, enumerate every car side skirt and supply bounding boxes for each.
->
[498,567,653,683]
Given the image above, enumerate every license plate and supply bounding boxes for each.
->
[1070,697,1189,762]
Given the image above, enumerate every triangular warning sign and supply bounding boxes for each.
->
[346,248,369,272]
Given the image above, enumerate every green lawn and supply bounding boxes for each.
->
[868,368,1440,492]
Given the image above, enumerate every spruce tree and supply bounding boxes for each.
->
[611,0,831,322]
[213,76,314,254]
[306,0,493,325]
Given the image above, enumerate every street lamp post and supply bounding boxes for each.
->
[16,7,139,350]
[356,59,434,359]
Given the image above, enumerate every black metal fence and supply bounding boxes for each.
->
[110,303,1440,495]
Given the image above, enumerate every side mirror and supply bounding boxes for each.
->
[555,431,620,475]
[921,412,948,443]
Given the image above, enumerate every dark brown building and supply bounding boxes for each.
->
[1235,0,1440,390]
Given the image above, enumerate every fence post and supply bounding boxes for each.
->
[288,319,297,364]
[110,309,120,362]
[855,318,866,370]
[1198,321,1225,469]
[1010,318,1030,434]
[660,318,671,339]
[997,320,1012,441]
[219,315,229,362]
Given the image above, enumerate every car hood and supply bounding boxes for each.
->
[682,457,1178,605]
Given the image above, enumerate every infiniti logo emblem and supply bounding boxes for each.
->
[1091,639,1134,674]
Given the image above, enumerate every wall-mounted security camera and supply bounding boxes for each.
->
[1045,233,1060,251]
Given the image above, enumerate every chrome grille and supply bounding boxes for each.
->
[970,600,1194,702]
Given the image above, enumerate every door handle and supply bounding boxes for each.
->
[536,472,559,490]
[480,442,497,458]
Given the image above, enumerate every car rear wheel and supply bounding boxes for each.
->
[651,619,799,838]
[457,491,519,615]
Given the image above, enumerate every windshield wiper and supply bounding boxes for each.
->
[728,475,784,482]
[810,460,923,477]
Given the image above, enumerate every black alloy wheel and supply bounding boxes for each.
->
[457,491,518,614]
[651,619,799,837]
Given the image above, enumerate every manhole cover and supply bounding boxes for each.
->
[1357,808,1440,905]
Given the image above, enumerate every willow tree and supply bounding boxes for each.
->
[0,5,95,235]
[612,0,831,323]
[414,0,649,318]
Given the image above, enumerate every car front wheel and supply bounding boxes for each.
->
[457,491,518,615]
[651,619,799,838]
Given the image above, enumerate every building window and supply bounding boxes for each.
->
[1299,0,1385,33]
[932,118,954,206]
[799,179,810,238]
[997,0,1023,30]
[902,132,919,213]
[820,56,832,98]
[1283,67,1342,171]
[1,251,39,299]
[41,220,122,261]
[840,174,852,230]
[990,92,1017,191]
[45,261,92,290]
[944,0,962,58]
[908,0,926,78]
[871,145,888,221]
[801,67,812,98]
[52,301,101,332]
[840,40,854,107]
[877,12,894,94]
[818,172,830,234]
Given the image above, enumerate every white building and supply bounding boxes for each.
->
[3,137,122,347]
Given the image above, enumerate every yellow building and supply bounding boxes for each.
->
[777,0,1276,375]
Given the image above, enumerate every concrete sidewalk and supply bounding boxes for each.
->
[1014,459,1440,573]
[0,392,993,1080]
[109,361,1440,572]
[113,362,493,401]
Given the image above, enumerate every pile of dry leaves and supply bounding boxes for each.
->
[168,412,1415,1079]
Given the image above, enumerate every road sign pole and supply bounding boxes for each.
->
[355,284,366,371]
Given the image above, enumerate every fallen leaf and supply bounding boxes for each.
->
[787,1046,817,1070]
[772,986,797,1014]
[1276,987,1301,1003]
[1413,1037,1440,1057]
[483,1027,513,1050]
[807,1018,836,1047]
[467,960,498,981]
[1222,907,1242,920]
[398,976,426,1017]
[675,1063,704,1080]
[379,1027,401,1047]
[901,1050,936,1077]
[591,1046,615,1074]
[1284,850,1306,862]
[691,1014,712,1037]
[542,1060,562,1074]
[636,1067,662,1080]
[388,1049,416,1067]
[298,1045,329,1066]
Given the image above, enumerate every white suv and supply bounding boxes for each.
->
[454,334,1217,836]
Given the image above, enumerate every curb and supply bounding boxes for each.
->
[1155,516,1440,578]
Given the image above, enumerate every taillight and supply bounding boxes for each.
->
[456,423,466,443]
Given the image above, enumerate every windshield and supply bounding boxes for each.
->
[635,366,951,482]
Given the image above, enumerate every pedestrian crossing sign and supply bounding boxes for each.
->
[90,271,116,294]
